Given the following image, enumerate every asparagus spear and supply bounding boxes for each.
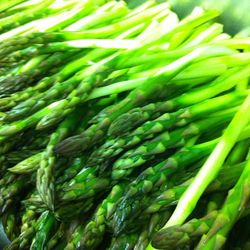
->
[0,174,30,214]
[37,110,82,210]
[108,67,250,137]
[110,158,236,237]
[163,93,250,231]
[0,0,156,55]
[196,155,250,249]
[111,139,216,234]
[226,138,250,165]
[65,1,129,32]
[134,210,171,250]
[145,161,246,214]
[0,0,54,33]
[64,2,169,40]
[0,52,76,96]
[1,208,20,242]
[0,52,121,134]
[22,192,47,214]
[111,123,250,235]
[108,232,139,250]
[0,0,102,42]
[55,45,235,155]
[87,92,246,169]
[78,183,127,249]
[47,222,68,250]
[58,166,110,202]
[55,198,94,221]
[47,219,79,250]
[112,113,234,180]
[30,211,58,250]
[2,50,110,119]
[5,149,41,165]
[152,211,217,250]
[0,135,21,155]
[0,20,146,115]
[0,0,25,13]
[64,223,88,250]
[8,152,42,174]
[6,207,37,250]
[56,157,86,184]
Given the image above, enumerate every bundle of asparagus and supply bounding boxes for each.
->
[0,0,250,249]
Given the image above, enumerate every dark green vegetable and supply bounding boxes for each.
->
[0,1,250,250]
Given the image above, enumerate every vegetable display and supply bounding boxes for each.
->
[0,0,250,249]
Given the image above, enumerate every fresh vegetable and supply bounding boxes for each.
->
[0,1,250,250]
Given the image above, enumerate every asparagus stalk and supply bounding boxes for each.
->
[0,52,76,96]
[56,157,86,184]
[8,152,42,174]
[1,208,20,241]
[55,45,234,155]
[6,207,37,250]
[5,149,41,164]
[58,166,110,202]
[2,38,138,63]
[0,0,26,13]
[153,211,218,250]
[134,210,171,250]
[108,232,139,250]
[0,0,163,56]
[1,50,111,119]
[36,110,82,210]
[108,67,250,136]
[111,139,217,234]
[145,161,247,214]
[226,139,250,165]
[0,0,54,33]
[112,113,234,180]
[196,155,250,249]
[47,222,68,250]
[0,174,30,214]
[111,123,250,235]
[150,192,227,249]
[64,223,88,250]
[30,211,58,250]
[55,198,94,220]
[87,92,246,169]
[0,20,145,115]
[68,183,126,249]
[162,93,250,231]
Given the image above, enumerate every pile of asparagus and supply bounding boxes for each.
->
[0,0,250,249]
